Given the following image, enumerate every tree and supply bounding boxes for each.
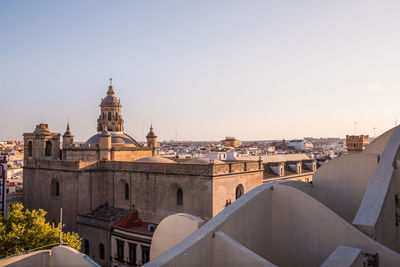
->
[0,203,82,258]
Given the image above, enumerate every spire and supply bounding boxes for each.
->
[107,77,114,95]
[63,122,73,137]
[146,124,156,138]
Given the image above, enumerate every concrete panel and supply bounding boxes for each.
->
[213,231,276,267]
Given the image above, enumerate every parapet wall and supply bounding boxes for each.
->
[24,159,262,177]
[24,159,99,171]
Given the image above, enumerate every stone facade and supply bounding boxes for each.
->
[23,159,263,266]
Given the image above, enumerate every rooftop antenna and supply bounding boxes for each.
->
[354,122,357,135]
[373,127,376,138]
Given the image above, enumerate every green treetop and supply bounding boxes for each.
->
[0,203,82,258]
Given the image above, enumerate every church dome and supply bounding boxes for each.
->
[85,132,138,145]
[184,158,225,164]
[134,157,176,163]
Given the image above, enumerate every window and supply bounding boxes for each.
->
[129,243,136,264]
[125,183,129,200]
[177,188,183,206]
[115,112,118,120]
[56,181,59,196]
[45,141,52,157]
[99,243,105,260]
[236,184,244,200]
[28,141,32,157]
[51,179,60,197]
[102,112,105,120]
[116,240,124,261]
[141,246,150,264]
[108,112,111,121]
[84,240,89,255]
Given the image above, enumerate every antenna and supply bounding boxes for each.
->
[373,127,376,138]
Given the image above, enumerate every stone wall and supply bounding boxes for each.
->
[23,159,263,266]
[77,223,110,267]
[212,171,263,217]
[65,149,99,161]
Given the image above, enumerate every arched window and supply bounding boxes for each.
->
[102,112,105,120]
[108,112,111,120]
[51,179,60,197]
[99,243,105,260]
[28,141,33,157]
[125,183,129,200]
[115,112,118,120]
[45,141,52,157]
[56,181,59,196]
[84,239,89,255]
[177,188,183,206]
[235,184,244,200]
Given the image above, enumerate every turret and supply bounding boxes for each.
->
[62,123,74,148]
[99,129,111,161]
[146,125,158,156]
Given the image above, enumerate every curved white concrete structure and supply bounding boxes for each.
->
[145,126,400,266]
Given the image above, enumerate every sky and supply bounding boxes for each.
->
[1,1,400,142]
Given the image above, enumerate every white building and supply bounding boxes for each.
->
[288,139,314,150]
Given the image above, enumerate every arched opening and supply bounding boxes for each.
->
[125,183,129,200]
[84,239,89,255]
[177,188,183,206]
[99,243,105,260]
[108,112,111,121]
[28,141,32,157]
[56,181,59,196]
[51,179,60,197]
[102,112,105,120]
[115,112,118,120]
[45,141,52,157]
[235,184,244,200]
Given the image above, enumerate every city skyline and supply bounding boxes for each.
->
[2,1,400,141]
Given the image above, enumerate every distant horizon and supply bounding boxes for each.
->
[2,1,400,141]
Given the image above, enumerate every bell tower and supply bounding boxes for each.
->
[97,78,124,132]
[23,124,61,161]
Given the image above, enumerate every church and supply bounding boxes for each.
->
[23,81,263,266]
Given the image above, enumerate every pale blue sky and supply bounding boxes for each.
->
[1,1,400,141]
